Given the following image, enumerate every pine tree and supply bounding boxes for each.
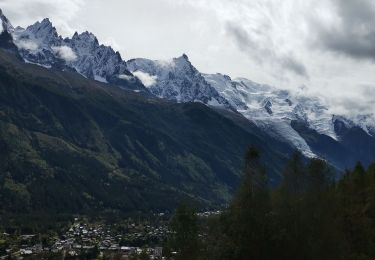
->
[338,162,374,258]
[225,146,273,260]
[170,202,199,260]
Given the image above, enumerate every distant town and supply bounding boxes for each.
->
[0,211,221,259]
[1,214,169,259]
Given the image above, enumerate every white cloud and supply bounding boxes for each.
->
[0,0,85,36]
[15,40,39,51]
[169,0,375,118]
[132,71,157,87]
[102,37,122,52]
[1,0,375,118]
[51,46,77,62]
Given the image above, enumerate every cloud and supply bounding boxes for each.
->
[51,46,77,62]
[132,71,157,87]
[1,0,375,119]
[313,0,375,62]
[226,22,308,78]
[0,22,3,34]
[102,37,122,52]
[15,40,39,51]
[173,0,375,117]
[0,0,85,36]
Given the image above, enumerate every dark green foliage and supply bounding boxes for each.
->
[200,150,375,260]
[222,146,272,260]
[138,249,150,260]
[169,202,199,260]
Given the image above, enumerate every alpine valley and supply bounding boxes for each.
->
[0,9,374,214]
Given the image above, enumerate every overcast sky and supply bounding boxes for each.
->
[1,0,375,117]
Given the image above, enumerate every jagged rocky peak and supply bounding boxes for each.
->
[68,31,101,58]
[0,9,141,90]
[0,9,20,55]
[14,17,62,50]
[223,74,232,81]
[72,31,99,45]
[127,55,232,107]
[0,8,14,33]
[180,53,189,61]
[175,53,192,64]
[154,53,203,80]
[26,18,58,38]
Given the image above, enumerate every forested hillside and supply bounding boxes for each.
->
[0,49,293,216]
[168,149,375,260]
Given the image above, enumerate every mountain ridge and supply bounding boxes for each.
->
[0,47,295,213]
[1,9,375,171]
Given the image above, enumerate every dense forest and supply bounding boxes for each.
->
[167,148,375,260]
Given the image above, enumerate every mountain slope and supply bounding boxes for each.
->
[127,57,375,169]
[207,74,375,169]
[0,49,294,214]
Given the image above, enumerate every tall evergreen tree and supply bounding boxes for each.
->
[338,162,374,258]
[170,202,199,260]
[224,146,273,260]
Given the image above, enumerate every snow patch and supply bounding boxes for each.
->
[24,59,52,69]
[118,74,133,81]
[208,97,225,107]
[51,46,77,62]
[0,22,3,34]
[132,71,157,87]
[94,75,108,83]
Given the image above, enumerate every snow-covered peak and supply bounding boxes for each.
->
[27,19,57,38]
[4,12,140,89]
[333,114,375,137]
[72,31,98,42]
[33,18,54,31]
[0,8,14,33]
[204,73,342,157]
[206,73,337,137]
[71,31,99,52]
[203,73,248,110]
[15,18,61,48]
[127,56,232,107]
[0,9,19,55]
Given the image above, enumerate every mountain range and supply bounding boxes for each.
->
[0,9,375,214]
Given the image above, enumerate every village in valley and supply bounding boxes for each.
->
[0,215,169,259]
[0,211,221,259]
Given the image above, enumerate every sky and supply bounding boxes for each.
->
[0,0,375,117]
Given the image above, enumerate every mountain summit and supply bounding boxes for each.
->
[127,55,232,108]
[5,14,144,91]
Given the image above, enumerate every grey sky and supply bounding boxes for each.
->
[0,0,375,117]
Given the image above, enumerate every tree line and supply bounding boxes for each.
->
[167,147,375,260]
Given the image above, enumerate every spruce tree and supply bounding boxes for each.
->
[170,202,199,260]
